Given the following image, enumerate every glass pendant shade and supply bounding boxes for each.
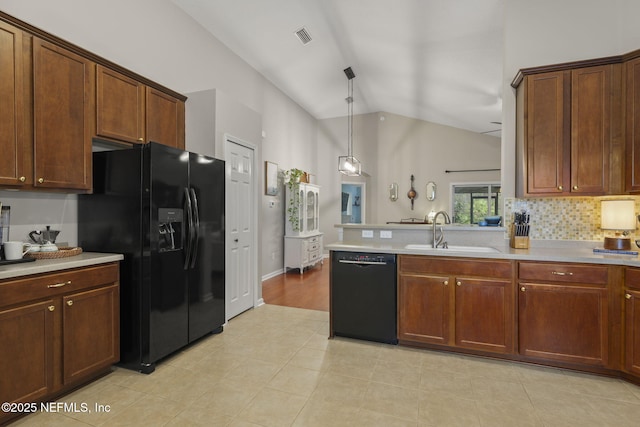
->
[338,155,361,176]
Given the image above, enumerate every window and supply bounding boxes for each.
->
[451,183,501,224]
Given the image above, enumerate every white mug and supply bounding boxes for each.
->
[3,241,32,260]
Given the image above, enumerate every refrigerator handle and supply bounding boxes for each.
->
[189,187,200,268]
[184,187,194,270]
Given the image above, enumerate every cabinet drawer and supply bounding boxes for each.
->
[0,263,119,308]
[519,262,608,285]
[308,242,320,252]
[399,255,511,279]
[308,250,321,263]
[308,235,320,244]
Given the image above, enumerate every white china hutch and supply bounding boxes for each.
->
[284,183,323,274]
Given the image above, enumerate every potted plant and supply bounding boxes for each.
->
[284,168,306,232]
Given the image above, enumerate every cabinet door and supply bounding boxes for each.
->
[455,277,513,354]
[63,284,119,385]
[96,65,145,144]
[525,71,570,195]
[33,38,93,191]
[146,87,185,149]
[0,21,26,187]
[398,274,450,345]
[625,289,640,375]
[519,283,608,366]
[570,65,610,194]
[626,57,640,192]
[0,300,54,405]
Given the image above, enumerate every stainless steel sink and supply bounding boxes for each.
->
[404,244,500,253]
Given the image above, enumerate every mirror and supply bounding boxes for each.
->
[341,183,365,224]
[426,181,436,201]
[389,182,398,201]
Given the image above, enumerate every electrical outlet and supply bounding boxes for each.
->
[362,230,374,238]
[380,230,392,239]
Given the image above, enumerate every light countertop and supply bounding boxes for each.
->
[326,241,640,267]
[0,252,124,280]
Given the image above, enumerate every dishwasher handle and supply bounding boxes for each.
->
[338,260,389,266]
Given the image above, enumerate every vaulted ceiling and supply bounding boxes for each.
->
[173,0,503,136]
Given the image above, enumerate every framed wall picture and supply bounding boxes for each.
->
[265,161,278,195]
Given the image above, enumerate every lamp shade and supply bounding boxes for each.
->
[601,200,636,230]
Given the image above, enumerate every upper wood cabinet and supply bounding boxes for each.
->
[96,65,145,144]
[0,20,26,187]
[515,65,619,197]
[146,87,185,149]
[626,57,640,192]
[0,11,187,193]
[33,38,94,191]
[96,66,185,149]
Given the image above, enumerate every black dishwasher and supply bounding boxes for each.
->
[331,251,397,344]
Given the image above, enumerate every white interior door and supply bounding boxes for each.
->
[225,136,256,319]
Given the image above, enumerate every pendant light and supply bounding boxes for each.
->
[338,67,361,176]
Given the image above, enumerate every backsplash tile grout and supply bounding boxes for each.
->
[504,196,640,243]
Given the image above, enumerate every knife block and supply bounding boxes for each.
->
[510,224,530,249]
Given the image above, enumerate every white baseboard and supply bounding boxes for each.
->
[262,268,284,281]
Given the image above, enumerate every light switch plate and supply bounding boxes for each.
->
[380,230,392,239]
[362,230,374,238]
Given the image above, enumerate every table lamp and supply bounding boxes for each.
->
[601,200,636,250]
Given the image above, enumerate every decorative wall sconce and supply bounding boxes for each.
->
[389,183,398,201]
[426,181,436,201]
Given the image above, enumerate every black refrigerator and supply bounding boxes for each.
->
[78,142,225,374]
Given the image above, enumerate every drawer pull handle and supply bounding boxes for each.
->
[48,280,71,288]
[48,305,55,312]
[521,286,526,292]
[443,280,448,286]
[551,271,573,276]
[626,293,632,300]
[67,300,73,306]
[456,281,462,286]
[558,186,563,191]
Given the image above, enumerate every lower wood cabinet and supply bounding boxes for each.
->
[0,263,119,424]
[518,262,610,367]
[398,256,514,354]
[625,268,640,375]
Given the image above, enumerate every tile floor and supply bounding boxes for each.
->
[13,304,640,426]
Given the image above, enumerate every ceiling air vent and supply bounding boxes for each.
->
[294,27,312,45]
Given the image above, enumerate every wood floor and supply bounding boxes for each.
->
[261,260,329,311]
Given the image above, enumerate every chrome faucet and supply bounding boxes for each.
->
[432,211,451,248]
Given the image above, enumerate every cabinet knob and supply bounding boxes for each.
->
[137,137,144,142]
[38,178,44,184]
[626,293,632,300]
[520,286,526,292]
[66,300,73,307]
[19,176,26,182]
[48,305,55,312]
[572,185,578,190]
[456,281,462,286]
[558,186,563,190]
[443,280,448,286]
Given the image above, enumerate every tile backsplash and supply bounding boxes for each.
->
[504,196,640,243]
